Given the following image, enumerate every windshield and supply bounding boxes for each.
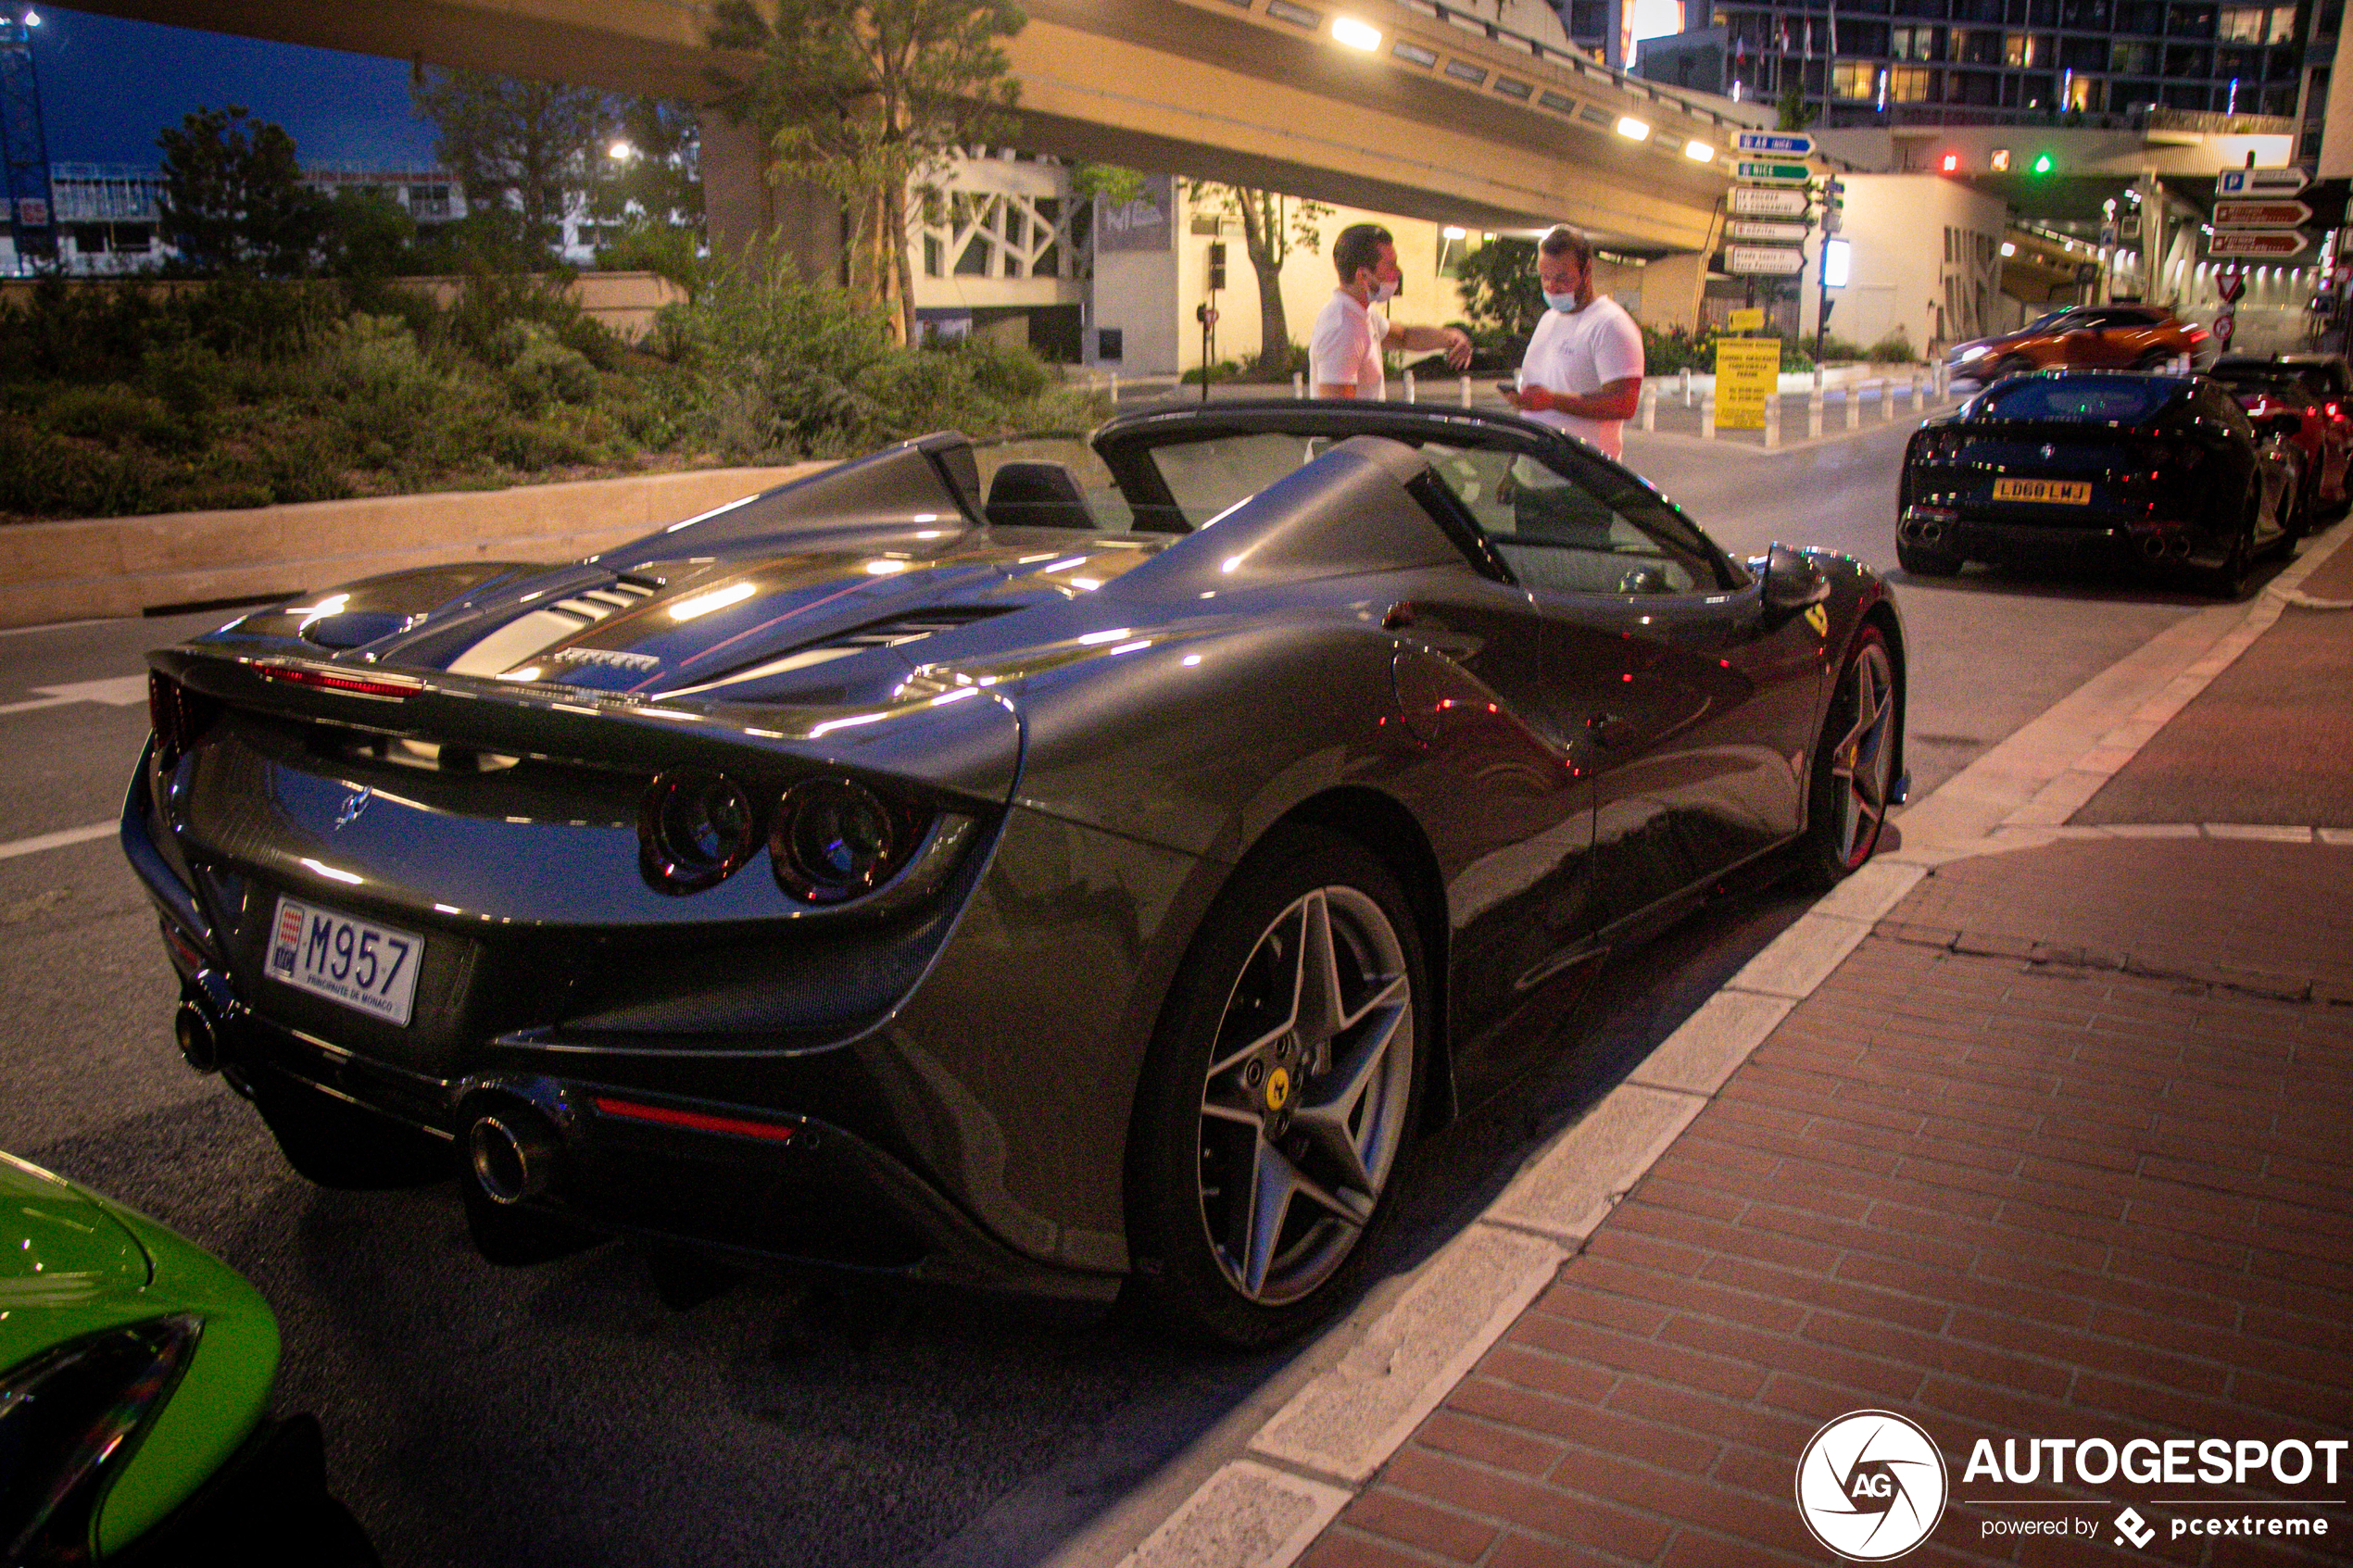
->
[2020,309,2079,336]
[1976,376,2182,424]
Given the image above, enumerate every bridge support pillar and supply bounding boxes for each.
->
[1641,252,1706,333]
[699,112,845,286]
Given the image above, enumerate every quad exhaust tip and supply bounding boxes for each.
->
[468,1111,559,1206]
[173,1000,219,1073]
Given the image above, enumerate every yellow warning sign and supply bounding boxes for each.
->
[1715,337,1781,432]
[1727,307,1767,333]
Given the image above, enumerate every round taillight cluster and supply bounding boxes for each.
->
[770,776,922,904]
[638,771,761,894]
[635,770,930,903]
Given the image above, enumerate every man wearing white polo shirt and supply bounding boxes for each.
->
[1308,223,1472,399]
[1506,224,1645,459]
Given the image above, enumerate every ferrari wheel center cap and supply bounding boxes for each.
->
[1265,1066,1291,1111]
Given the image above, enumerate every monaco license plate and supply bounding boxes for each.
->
[1992,477,2092,504]
[266,896,422,1026]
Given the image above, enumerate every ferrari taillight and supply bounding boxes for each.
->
[253,663,424,700]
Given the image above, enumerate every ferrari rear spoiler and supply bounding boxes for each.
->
[146,645,1022,808]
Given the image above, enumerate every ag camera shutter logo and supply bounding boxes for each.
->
[1795,1411,1950,1560]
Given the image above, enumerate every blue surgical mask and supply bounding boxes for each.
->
[1543,290,1582,313]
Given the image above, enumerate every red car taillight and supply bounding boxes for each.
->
[252,663,424,700]
[146,671,220,762]
[2187,327,2210,344]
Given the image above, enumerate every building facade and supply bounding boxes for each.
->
[1638,0,2334,141]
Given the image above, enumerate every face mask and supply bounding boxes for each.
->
[1544,289,1583,313]
[1369,277,1400,304]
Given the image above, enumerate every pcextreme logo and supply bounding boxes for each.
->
[1794,1411,1951,1561]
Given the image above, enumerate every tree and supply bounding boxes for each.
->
[706,0,1026,346]
[411,70,611,261]
[1186,182,1329,371]
[591,97,705,235]
[1452,236,1542,345]
[155,105,327,275]
[1775,77,1818,132]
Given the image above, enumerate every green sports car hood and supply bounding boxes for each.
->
[0,1152,280,1560]
[0,1153,151,1299]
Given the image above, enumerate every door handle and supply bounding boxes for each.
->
[1586,712,1637,749]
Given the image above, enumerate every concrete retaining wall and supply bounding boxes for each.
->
[0,464,825,629]
[0,271,688,343]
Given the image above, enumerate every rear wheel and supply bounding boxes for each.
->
[2133,350,2174,372]
[252,1075,449,1188]
[1800,626,1899,889]
[2202,478,2260,599]
[1125,827,1426,1348]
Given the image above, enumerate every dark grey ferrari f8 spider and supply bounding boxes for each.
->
[126,403,1906,1346]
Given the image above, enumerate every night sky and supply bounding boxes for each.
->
[31,6,440,171]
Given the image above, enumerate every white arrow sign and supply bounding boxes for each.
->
[1729,186,1810,219]
[2216,168,2309,197]
[1727,245,1806,276]
[2213,199,2314,228]
[1729,219,1810,244]
[2207,229,2311,258]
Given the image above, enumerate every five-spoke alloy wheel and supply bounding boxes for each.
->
[1127,828,1425,1347]
[1802,625,1898,886]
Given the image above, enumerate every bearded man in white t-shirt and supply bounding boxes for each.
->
[1307,223,1472,399]
[1506,224,1645,459]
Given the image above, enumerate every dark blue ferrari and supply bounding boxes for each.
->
[1897,370,2300,596]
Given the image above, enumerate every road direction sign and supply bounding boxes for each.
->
[2207,229,2310,258]
[1727,244,1806,275]
[1729,219,1810,244]
[1726,307,1767,332]
[2213,199,2314,229]
[1730,186,1810,218]
[1735,132,1814,157]
[1737,161,1812,184]
[2216,168,2309,197]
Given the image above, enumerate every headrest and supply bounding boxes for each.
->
[986,461,1095,530]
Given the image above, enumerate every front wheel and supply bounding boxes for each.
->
[1799,626,1899,889]
[1125,828,1426,1348]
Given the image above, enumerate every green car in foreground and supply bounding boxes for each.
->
[0,1152,374,1566]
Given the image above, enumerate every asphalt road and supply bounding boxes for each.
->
[0,424,2268,1568]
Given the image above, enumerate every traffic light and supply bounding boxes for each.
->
[1207,242,1227,292]
[2032,151,2055,174]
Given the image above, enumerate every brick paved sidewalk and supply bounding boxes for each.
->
[1295,588,2353,1566]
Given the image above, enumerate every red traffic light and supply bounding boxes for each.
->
[1941,152,1960,173]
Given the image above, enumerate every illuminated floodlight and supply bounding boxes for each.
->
[2000,241,2016,257]
[1684,139,1716,162]
[21,8,41,23]
[1332,17,1382,50]
[609,140,635,160]
[1442,225,1466,238]
[1824,239,1851,287]
[1616,116,1652,142]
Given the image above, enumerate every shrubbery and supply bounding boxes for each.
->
[0,263,1102,521]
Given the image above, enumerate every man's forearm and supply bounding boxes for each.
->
[1555,378,1642,421]
[1390,324,1458,352]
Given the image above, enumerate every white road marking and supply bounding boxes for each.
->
[0,822,116,860]
[0,675,151,716]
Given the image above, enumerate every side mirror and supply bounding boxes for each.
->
[1759,544,1831,613]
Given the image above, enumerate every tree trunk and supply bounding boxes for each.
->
[1238,193,1290,371]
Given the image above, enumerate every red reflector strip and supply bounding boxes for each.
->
[591,1096,799,1143]
[255,665,422,699]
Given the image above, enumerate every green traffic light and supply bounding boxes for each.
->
[2032,152,2054,173]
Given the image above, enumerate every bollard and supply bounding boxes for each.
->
[1700,391,1716,439]
[1459,374,1472,408]
[1680,367,1692,407]
[1109,371,1120,405]
[1847,383,1862,431]
[1765,391,1781,447]
[1812,364,1825,390]
[1404,370,1417,404]
[1881,379,1896,421]
[1808,387,1824,440]
[1292,371,1304,399]
[1895,378,1911,418]
[1641,385,1657,432]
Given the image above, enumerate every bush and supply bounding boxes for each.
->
[1864,329,1919,363]
[1181,358,1243,384]
[37,384,187,449]
[508,334,601,411]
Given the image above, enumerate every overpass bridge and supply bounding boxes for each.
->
[80,0,1748,283]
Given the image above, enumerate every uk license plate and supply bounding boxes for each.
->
[266,897,422,1026]
[1992,477,2092,504]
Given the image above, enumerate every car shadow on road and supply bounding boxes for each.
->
[1886,547,2297,605]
